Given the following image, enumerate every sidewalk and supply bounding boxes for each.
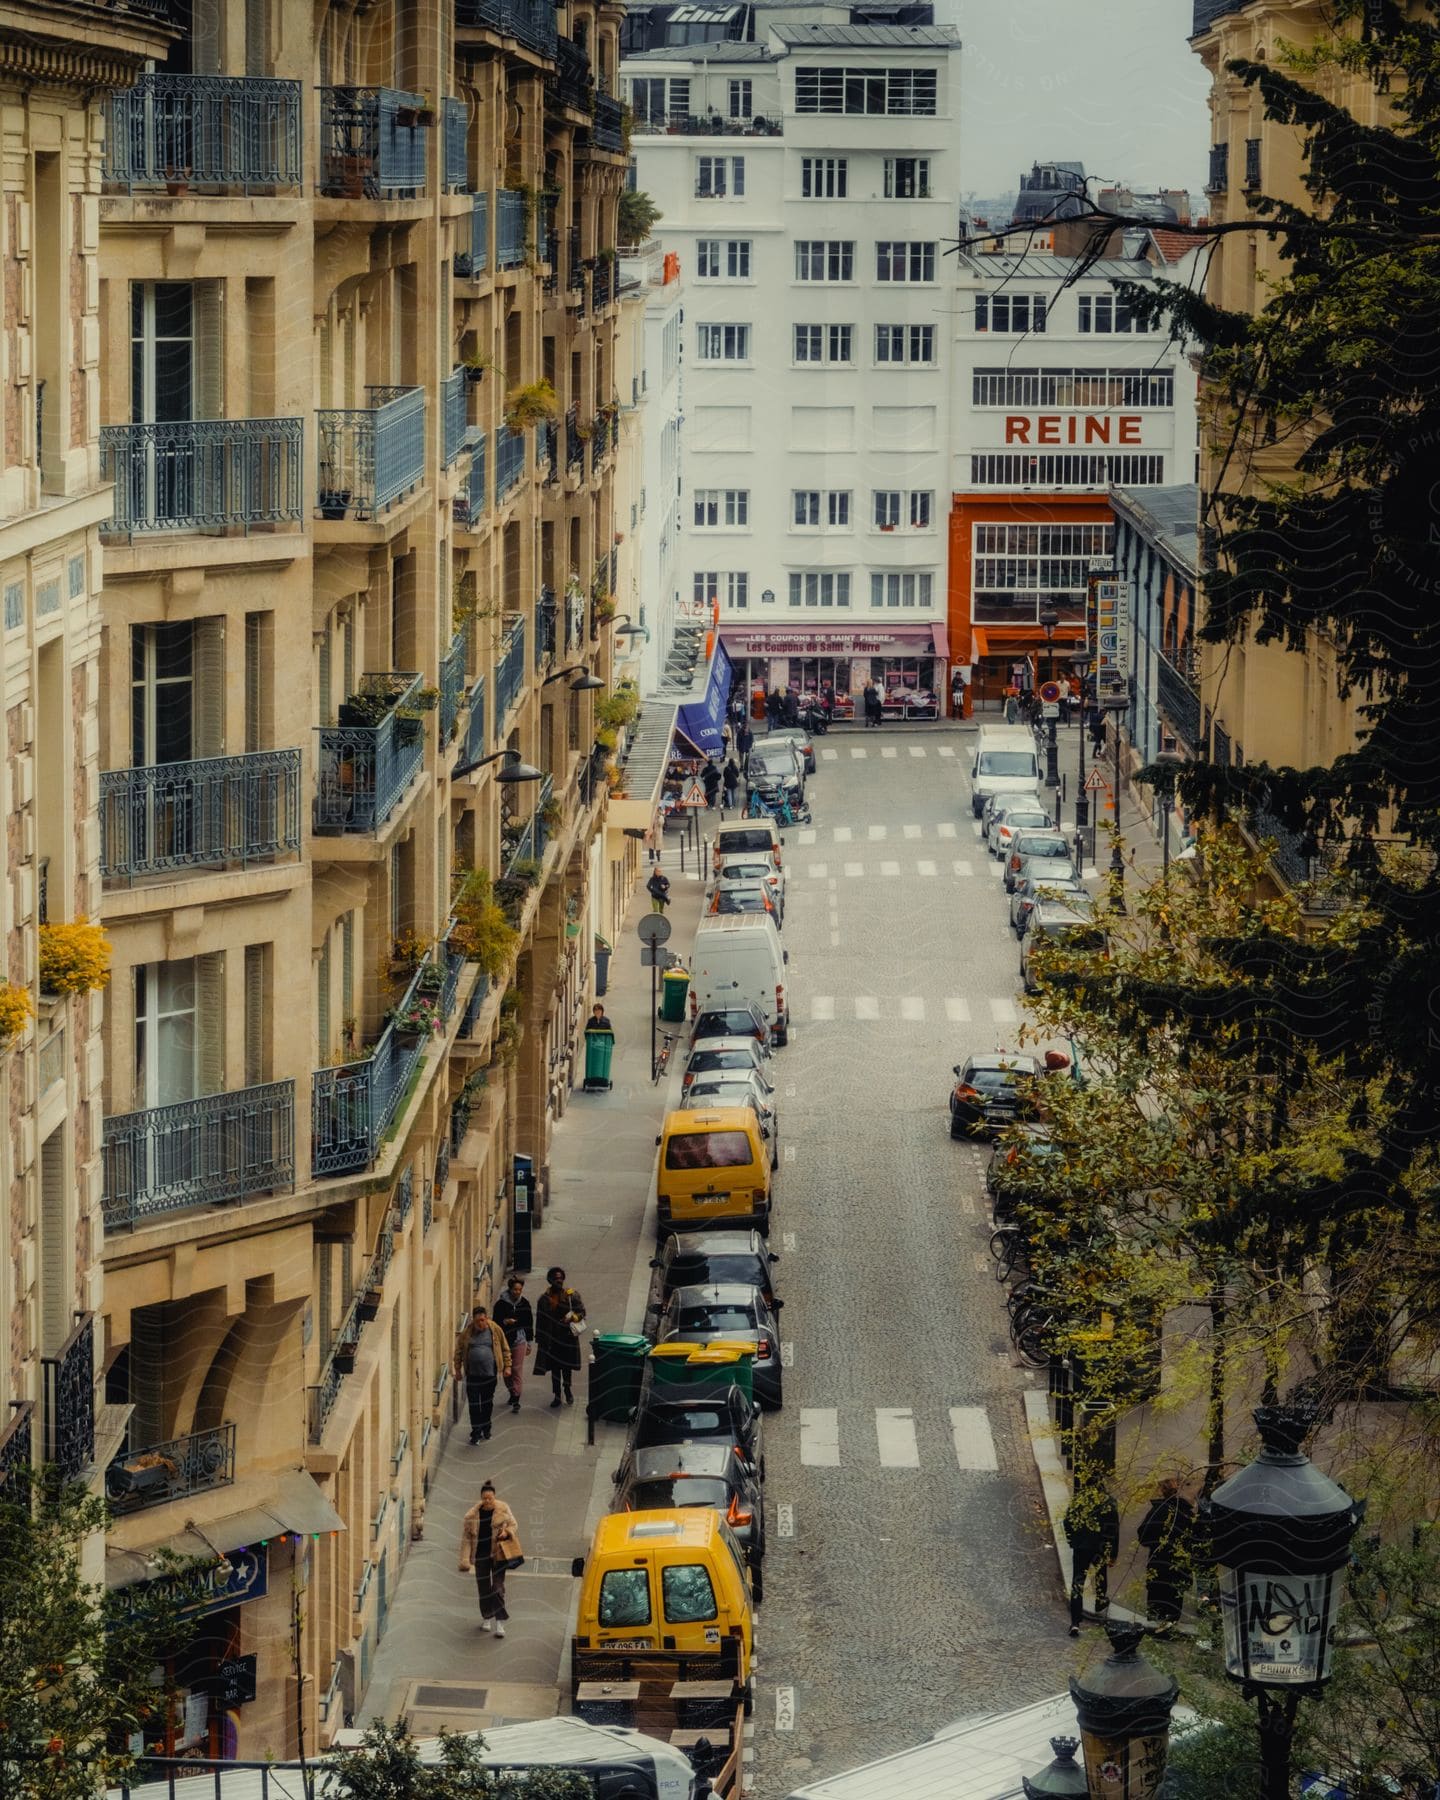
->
[360,837,707,1733]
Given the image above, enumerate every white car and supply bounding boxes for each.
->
[682,1036,776,1094]
[715,857,785,903]
[988,802,1056,859]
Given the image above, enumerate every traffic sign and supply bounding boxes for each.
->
[678,780,707,808]
[1042,702,1060,719]
[1083,767,1108,792]
[637,913,672,946]
[1039,681,1062,704]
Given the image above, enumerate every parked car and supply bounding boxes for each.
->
[659,1283,784,1411]
[625,1383,764,1479]
[612,1441,766,1594]
[651,1227,781,1313]
[1020,904,1107,994]
[1004,830,1073,893]
[746,741,806,802]
[985,1125,1058,1222]
[1009,870,1089,936]
[715,857,786,903]
[948,1050,1069,1139]
[683,1038,775,1093]
[692,1002,772,1050]
[710,883,782,926]
[682,1077,779,1167]
[765,727,816,775]
[982,788,1039,836]
[988,802,1056,859]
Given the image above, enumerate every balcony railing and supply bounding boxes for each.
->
[1244,137,1261,190]
[1206,142,1229,194]
[456,192,489,276]
[105,75,303,191]
[1192,0,1245,32]
[440,627,469,741]
[318,86,428,198]
[309,1285,364,1441]
[566,405,585,473]
[102,1081,296,1230]
[100,417,303,537]
[465,675,487,763]
[41,1312,94,1486]
[317,384,425,519]
[100,749,301,882]
[455,433,487,529]
[494,615,526,727]
[630,111,781,137]
[315,671,425,834]
[567,225,584,291]
[1154,655,1202,752]
[106,1422,236,1514]
[535,588,557,668]
[554,38,593,111]
[455,0,558,58]
[443,367,472,467]
[592,259,615,308]
[494,425,526,503]
[312,927,466,1178]
[0,1402,32,1501]
[496,188,526,268]
[443,96,468,189]
[540,420,558,485]
[593,95,626,153]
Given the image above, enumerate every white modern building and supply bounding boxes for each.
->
[623,13,961,719]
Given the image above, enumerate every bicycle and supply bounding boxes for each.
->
[652,1030,679,1084]
[989,1225,1030,1285]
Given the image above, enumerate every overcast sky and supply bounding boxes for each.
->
[949,0,1212,202]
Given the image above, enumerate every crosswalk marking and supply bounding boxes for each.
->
[855,996,879,1019]
[900,996,924,1021]
[875,1408,921,1468]
[945,997,972,1023]
[880,860,900,877]
[908,746,925,759]
[807,863,828,879]
[820,747,838,761]
[917,859,937,877]
[953,860,974,878]
[868,825,886,841]
[844,860,864,877]
[938,822,957,839]
[949,1406,1000,1473]
[798,996,1025,1023]
[833,826,852,842]
[881,746,898,759]
[797,828,817,845]
[849,748,867,760]
[903,824,922,839]
[939,746,956,758]
[810,996,835,1021]
[988,862,1004,879]
[988,997,1018,1024]
[800,1409,840,1467]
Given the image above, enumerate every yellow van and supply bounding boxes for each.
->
[571,1508,754,1699]
[656,1107,772,1238]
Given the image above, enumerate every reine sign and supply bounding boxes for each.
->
[1004,413,1145,446]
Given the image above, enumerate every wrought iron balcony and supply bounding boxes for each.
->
[539,421,558,486]
[42,1312,94,1485]
[567,225,584,291]
[100,417,303,537]
[494,425,526,503]
[102,1080,296,1230]
[100,748,301,882]
[566,406,585,474]
[454,435,487,530]
[591,259,615,308]
[1244,137,1261,190]
[440,626,470,742]
[464,674,487,766]
[312,928,466,1178]
[317,385,425,520]
[106,1422,236,1513]
[554,38,593,112]
[318,86,428,199]
[1206,142,1229,194]
[1155,655,1201,752]
[536,587,557,668]
[105,75,302,192]
[455,0,558,58]
[315,671,426,834]
[442,367,474,467]
[593,95,625,154]
[630,111,782,136]
[0,1402,31,1502]
[496,188,526,269]
[494,615,526,728]
[442,96,468,190]
[456,192,489,277]
[1192,0,1247,32]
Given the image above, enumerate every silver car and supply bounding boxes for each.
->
[1020,904,1108,994]
[682,1075,779,1167]
[987,801,1055,859]
[682,1036,775,1095]
[1010,872,1089,936]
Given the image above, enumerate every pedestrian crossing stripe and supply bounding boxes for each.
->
[798,1405,1000,1473]
[917,860,937,876]
[805,995,1025,1023]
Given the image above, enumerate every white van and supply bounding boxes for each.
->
[970,725,1042,818]
[690,914,789,1044]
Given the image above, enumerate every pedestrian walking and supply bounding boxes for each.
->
[1137,1478,1195,1631]
[492,1275,534,1413]
[451,1305,511,1443]
[1088,705,1106,755]
[736,721,753,760]
[644,820,661,866]
[533,1265,586,1406]
[585,1002,612,1033]
[646,867,671,913]
[458,1481,523,1637]
[863,681,882,728]
[766,688,784,728]
[723,757,741,809]
[1004,687,1020,725]
[1062,1484,1119,1634]
[702,759,721,809]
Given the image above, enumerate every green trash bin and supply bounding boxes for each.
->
[583,1028,614,1091]
[589,1332,650,1422]
[660,967,691,1024]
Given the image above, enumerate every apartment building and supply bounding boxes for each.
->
[0,0,173,1551]
[90,0,625,1755]
[623,11,960,719]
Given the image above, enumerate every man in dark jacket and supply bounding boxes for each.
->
[736,721,754,760]
[533,1265,586,1406]
[1062,1484,1120,1634]
[702,760,721,808]
[451,1306,512,1443]
[1137,1478,1195,1629]
[492,1276,534,1414]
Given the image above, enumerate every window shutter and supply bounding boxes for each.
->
[192,281,223,421]
[318,631,332,725]
[319,1247,333,1349]
[193,616,225,757]
[245,0,268,76]
[40,1131,68,1357]
[244,943,268,1085]
[196,952,226,1096]
[341,913,355,1036]
[317,937,332,1063]
[245,613,262,751]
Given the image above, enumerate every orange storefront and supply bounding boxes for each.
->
[946,491,1114,718]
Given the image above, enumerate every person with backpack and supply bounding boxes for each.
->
[647,867,671,913]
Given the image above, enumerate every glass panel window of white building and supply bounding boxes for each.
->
[972,366,1176,407]
[870,571,934,607]
[974,293,1047,334]
[697,323,751,361]
[693,489,749,527]
[800,156,847,198]
[884,157,931,198]
[970,521,1114,624]
[873,489,932,529]
[874,323,935,365]
[793,323,854,365]
[873,490,901,529]
[696,155,745,198]
[696,239,752,280]
[875,241,936,282]
[727,78,752,119]
[694,571,750,609]
[792,490,851,529]
[910,491,933,528]
[793,67,937,115]
[1078,293,1161,333]
[794,240,854,282]
[629,76,690,124]
[787,571,852,607]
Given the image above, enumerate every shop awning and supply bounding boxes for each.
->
[674,639,732,756]
[606,697,679,834]
[105,1469,345,1587]
[930,622,950,659]
[969,627,991,658]
[719,624,947,658]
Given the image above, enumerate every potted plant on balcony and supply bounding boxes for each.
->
[164,166,193,197]
[357,1282,383,1322]
[388,993,442,1044]
[462,351,492,384]
[0,982,34,1050]
[539,793,564,833]
[451,868,519,979]
[415,960,445,996]
[395,94,435,129]
[39,919,111,997]
[332,1339,359,1375]
[504,379,559,435]
[318,486,352,520]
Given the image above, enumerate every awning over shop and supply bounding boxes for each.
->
[719,624,947,658]
[606,696,679,834]
[105,1469,345,1588]
[674,639,732,756]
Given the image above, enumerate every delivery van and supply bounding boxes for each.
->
[571,1508,755,1704]
[657,1107,773,1236]
[970,725,1042,818]
[690,914,788,1044]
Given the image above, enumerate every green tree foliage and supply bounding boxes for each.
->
[616,189,661,248]
[323,1719,592,1800]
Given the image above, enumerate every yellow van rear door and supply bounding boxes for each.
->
[594,1560,658,1651]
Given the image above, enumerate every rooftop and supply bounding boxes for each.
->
[1110,483,1200,575]
[624,39,775,60]
[951,251,1160,284]
[767,19,958,44]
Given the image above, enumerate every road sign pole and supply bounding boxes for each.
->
[651,955,657,1081]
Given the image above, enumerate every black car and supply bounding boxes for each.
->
[612,1442,766,1594]
[659,1282,784,1411]
[651,1228,781,1312]
[627,1383,764,1478]
[692,1003,772,1050]
[948,1051,1062,1139]
[985,1125,1058,1222]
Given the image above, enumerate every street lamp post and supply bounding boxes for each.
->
[1021,1736,1089,1800]
[1038,602,1061,796]
[450,746,546,784]
[1069,1622,1180,1800]
[1071,652,1092,874]
[1151,747,1184,882]
[1101,693,1130,915]
[1201,1407,1364,1800]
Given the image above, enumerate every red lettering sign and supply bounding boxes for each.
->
[1004,416,1030,444]
[1000,413,1146,446]
[1119,416,1142,444]
[1037,417,1061,444]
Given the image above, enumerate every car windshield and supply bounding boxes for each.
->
[1018,837,1070,858]
[1041,925,1107,952]
[630,1477,731,1511]
[979,751,1037,775]
[669,1254,761,1288]
[715,893,766,910]
[721,865,772,881]
[638,1405,727,1440]
[665,1131,756,1170]
[1003,812,1051,830]
[691,1049,758,1072]
[696,1012,757,1033]
[677,1304,758,1332]
[719,831,775,855]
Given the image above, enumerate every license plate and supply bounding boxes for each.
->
[695,1192,730,1206]
[602,1639,653,1651]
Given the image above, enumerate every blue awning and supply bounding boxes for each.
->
[674,639,732,757]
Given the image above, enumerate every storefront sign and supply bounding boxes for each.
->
[724,634,927,656]
[208,1654,258,1707]
[1088,577,1131,688]
[1001,413,1162,446]
[133,1545,269,1621]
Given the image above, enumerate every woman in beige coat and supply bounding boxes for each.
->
[458,1480,522,1636]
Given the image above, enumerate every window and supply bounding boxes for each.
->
[693,489,749,527]
[629,76,689,125]
[875,242,936,282]
[794,66,937,115]
[1078,293,1160,333]
[800,156,847,198]
[870,571,934,607]
[693,570,749,608]
[971,367,1175,407]
[910,491,932,529]
[727,78,752,118]
[974,293,1047,334]
[696,155,744,198]
[599,1568,652,1627]
[665,1130,756,1170]
[793,490,819,527]
[794,240,854,282]
[828,491,851,527]
[970,521,1115,623]
[873,491,900,529]
[662,1564,718,1623]
[792,491,850,528]
[884,157,930,198]
[787,571,851,607]
[696,238,751,280]
[874,323,935,365]
[697,323,750,361]
[793,323,854,364]
[968,452,1166,487]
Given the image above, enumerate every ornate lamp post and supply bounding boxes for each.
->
[1069,1622,1179,1800]
[1038,602,1061,793]
[1201,1408,1364,1800]
[1022,1735,1090,1800]
[1100,692,1130,915]
[1151,747,1184,881]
